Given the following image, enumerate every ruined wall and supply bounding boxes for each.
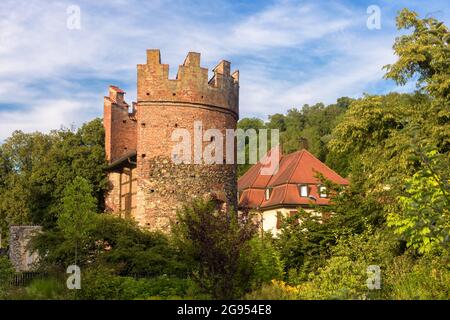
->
[9,225,42,272]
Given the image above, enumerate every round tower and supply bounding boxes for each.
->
[135,49,239,230]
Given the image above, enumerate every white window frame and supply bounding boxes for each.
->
[299,185,309,197]
[319,185,327,198]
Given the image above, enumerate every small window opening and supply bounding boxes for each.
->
[319,185,328,198]
[299,185,309,197]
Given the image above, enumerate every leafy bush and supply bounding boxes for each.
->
[0,256,14,297]
[78,267,195,300]
[247,234,284,288]
[383,254,450,299]
[294,230,401,300]
[32,214,187,277]
[172,199,259,299]
[245,280,298,300]
[24,278,68,300]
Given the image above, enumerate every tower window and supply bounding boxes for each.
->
[298,185,309,197]
[319,186,328,198]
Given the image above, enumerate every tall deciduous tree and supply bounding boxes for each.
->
[58,176,97,264]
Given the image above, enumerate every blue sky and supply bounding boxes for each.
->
[0,0,449,140]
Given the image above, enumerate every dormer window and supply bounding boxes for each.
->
[298,184,309,197]
[319,185,328,198]
[265,188,272,200]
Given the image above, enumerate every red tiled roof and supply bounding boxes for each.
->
[238,149,349,209]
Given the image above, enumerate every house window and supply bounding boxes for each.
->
[319,185,328,198]
[299,185,309,197]
[265,188,272,200]
[276,211,282,229]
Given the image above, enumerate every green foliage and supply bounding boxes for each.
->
[244,280,298,300]
[388,149,449,254]
[58,176,97,256]
[276,176,385,277]
[384,9,450,101]
[0,255,14,296]
[383,253,450,300]
[277,230,401,300]
[24,278,68,300]
[78,267,194,300]
[33,214,187,277]
[247,234,284,288]
[172,200,259,299]
[0,119,107,240]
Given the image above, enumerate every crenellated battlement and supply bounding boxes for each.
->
[137,49,239,116]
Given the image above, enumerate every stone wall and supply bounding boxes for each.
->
[9,225,42,272]
[135,156,237,231]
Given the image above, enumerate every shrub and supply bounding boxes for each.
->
[245,280,298,300]
[172,199,259,299]
[0,256,14,297]
[78,266,195,300]
[25,278,68,300]
[294,230,402,300]
[32,214,187,277]
[247,234,284,288]
[383,253,450,299]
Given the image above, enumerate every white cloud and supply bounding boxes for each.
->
[0,0,445,140]
[0,99,94,139]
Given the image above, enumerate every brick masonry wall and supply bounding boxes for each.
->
[105,49,239,231]
[104,87,137,163]
[135,103,237,230]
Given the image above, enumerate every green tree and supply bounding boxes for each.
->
[388,148,449,254]
[57,176,97,264]
[0,255,14,297]
[172,200,259,299]
[384,8,450,153]
[0,118,107,235]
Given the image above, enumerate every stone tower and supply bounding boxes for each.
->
[104,49,239,231]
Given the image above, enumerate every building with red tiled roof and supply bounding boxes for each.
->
[238,149,349,235]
